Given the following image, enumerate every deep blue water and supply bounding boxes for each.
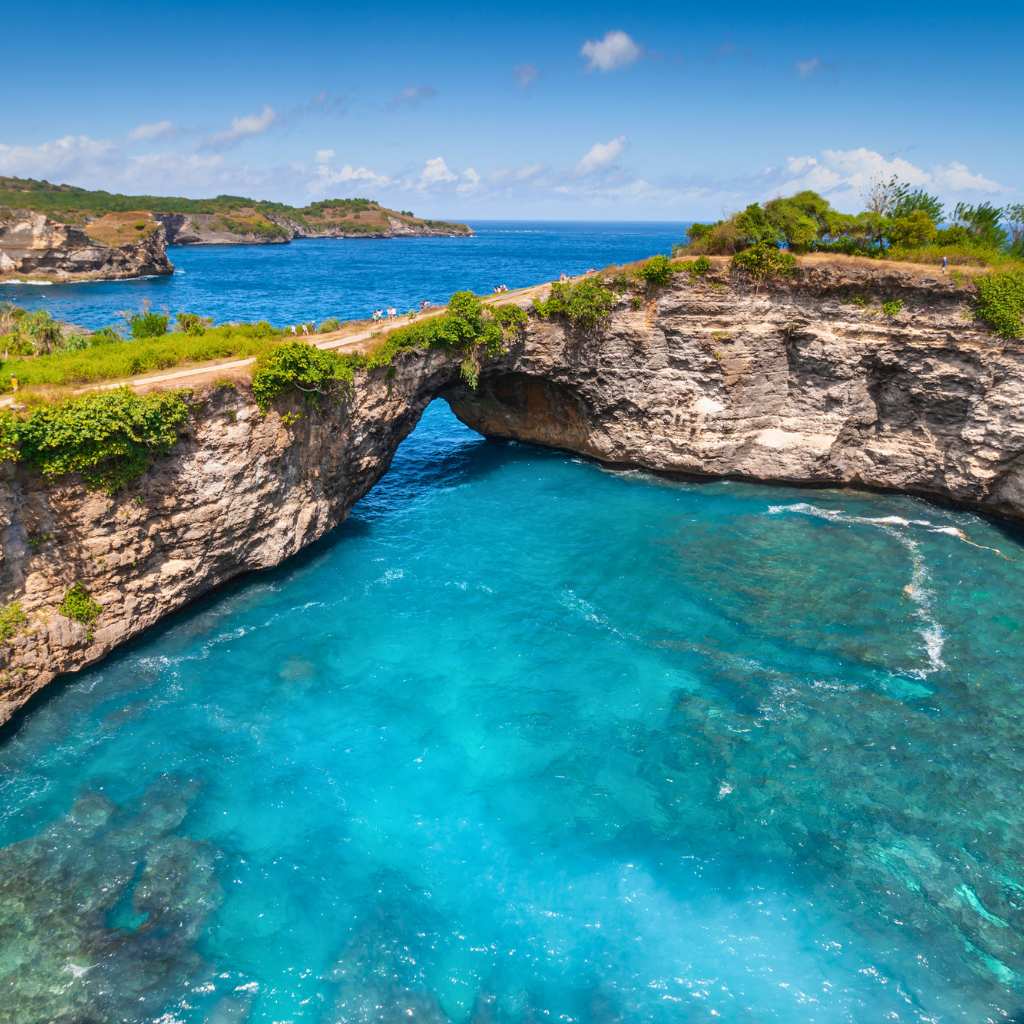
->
[1,220,684,330]
[1,226,1024,1023]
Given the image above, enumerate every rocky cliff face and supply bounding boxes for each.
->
[1,259,1021,724]
[452,259,1024,521]
[0,210,173,282]
[156,211,471,245]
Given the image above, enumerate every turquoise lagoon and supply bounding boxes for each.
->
[1,403,1023,1023]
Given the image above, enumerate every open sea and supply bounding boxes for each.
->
[2,223,1023,1023]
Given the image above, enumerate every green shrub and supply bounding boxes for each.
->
[677,255,712,276]
[534,278,616,330]
[129,310,169,339]
[635,255,675,287]
[0,601,27,644]
[16,388,191,492]
[975,270,1024,338]
[59,334,90,353]
[58,583,101,628]
[731,243,797,282]
[88,327,122,347]
[318,318,342,333]
[176,312,209,336]
[251,342,354,411]
[0,411,18,462]
[882,299,904,318]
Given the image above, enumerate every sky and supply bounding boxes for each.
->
[3,0,1021,221]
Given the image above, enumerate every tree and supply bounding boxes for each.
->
[19,310,63,355]
[890,188,943,223]
[1005,203,1024,254]
[951,202,1007,250]
[889,210,938,248]
[863,175,905,216]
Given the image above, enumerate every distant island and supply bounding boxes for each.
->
[0,176,472,283]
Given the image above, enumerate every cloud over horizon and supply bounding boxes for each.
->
[576,136,626,175]
[769,147,1007,207]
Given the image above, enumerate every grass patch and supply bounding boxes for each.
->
[83,211,160,247]
[0,321,285,392]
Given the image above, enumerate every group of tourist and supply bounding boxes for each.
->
[371,308,398,322]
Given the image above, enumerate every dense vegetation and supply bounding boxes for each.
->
[676,182,1024,335]
[679,183,1024,270]
[975,270,1024,338]
[0,176,471,235]
[251,292,527,409]
[0,388,191,492]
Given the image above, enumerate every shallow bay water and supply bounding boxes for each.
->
[2,402,1023,1023]
[2,220,684,329]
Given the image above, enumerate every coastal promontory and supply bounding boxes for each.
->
[0,176,472,283]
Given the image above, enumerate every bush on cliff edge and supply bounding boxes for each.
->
[975,270,1024,338]
[8,388,191,493]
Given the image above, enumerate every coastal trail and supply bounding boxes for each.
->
[0,281,549,406]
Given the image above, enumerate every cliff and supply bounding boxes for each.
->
[1,257,1021,724]
[0,209,173,282]
[0,177,472,256]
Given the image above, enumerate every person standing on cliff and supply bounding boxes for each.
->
[942,256,949,272]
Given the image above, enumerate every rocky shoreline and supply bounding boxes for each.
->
[0,202,471,282]
[0,209,173,282]
[1,257,1021,723]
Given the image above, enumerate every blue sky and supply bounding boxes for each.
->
[3,0,1021,220]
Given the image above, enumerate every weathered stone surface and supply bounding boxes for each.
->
[452,261,1024,521]
[1,259,1021,724]
[0,348,461,724]
[0,209,173,282]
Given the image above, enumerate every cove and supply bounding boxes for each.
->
[1,401,1023,1023]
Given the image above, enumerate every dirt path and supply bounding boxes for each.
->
[0,281,549,406]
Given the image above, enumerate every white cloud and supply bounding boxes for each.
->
[576,136,626,175]
[309,150,391,193]
[457,167,481,193]
[795,57,821,78]
[769,147,1006,207]
[581,30,641,72]
[417,156,458,188]
[514,64,538,88]
[203,105,277,149]
[0,134,115,180]
[932,160,1004,193]
[129,119,175,141]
